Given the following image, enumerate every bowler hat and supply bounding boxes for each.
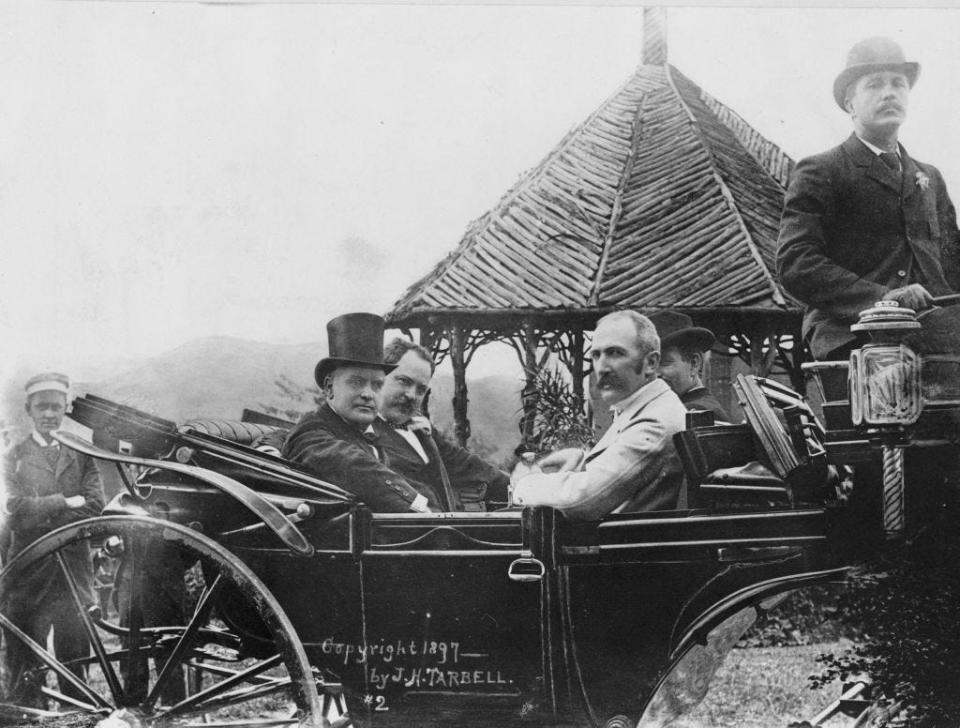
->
[833,37,920,110]
[647,311,716,353]
[314,313,396,387]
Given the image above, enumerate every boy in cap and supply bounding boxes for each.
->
[2,373,104,707]
[777,37,960,361]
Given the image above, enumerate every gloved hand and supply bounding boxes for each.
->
[883,283,933,311]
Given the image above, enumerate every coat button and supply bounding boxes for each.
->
[897,269,907,277]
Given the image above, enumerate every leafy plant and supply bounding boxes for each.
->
[810,532,960,727]
[520,365,593,455]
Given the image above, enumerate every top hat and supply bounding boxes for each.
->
[647,311,716,353]
[833,37,920,109]
[25,372,70,397]
[314,313,396,387]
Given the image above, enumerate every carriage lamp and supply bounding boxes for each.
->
[849,300,923,541]
[849,344,922,426]
[849,301,922,427]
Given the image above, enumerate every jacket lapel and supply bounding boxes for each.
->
[844,133,902,195]
[55,444,77,481]
[900,147,921,202]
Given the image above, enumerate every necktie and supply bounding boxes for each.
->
[879,151,901,174]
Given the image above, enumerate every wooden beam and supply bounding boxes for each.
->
[450,324,471,447]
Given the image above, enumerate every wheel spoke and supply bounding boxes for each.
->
[124,534,145,702]
[185,659,274,684]
[182,719,300,728]
[156,654,284,718]
[0,611,112,711]
[54,552,125,704]
[40,685,107,713]
[144,571,225,710]
[177,676,294,714]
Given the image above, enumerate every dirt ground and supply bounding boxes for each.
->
[0,642,857,728]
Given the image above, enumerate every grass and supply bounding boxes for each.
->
[672,640,858,728]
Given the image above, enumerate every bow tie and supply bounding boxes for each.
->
[390,421,411,431]
[362,429,379,444]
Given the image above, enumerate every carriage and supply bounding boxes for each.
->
[1,301,955,728]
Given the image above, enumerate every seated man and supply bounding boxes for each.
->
[511,310,687,520]
[282,313,436,513]
[377,337,510,510]
[777,37,960,362]
[649,311,730,422]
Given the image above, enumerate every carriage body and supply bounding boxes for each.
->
[14,304,958,728]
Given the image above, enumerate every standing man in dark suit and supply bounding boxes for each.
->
[648,311,730,423]
[282,313,437,513]
[777,37,960,361]
[3,373,105,708]
[377,338,510,510]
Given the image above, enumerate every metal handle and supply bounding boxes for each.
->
[508,557,545,582]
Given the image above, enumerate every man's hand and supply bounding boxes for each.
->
[65,495,86,509]
[537,447,586,474]
[883,284,933,311]
[406,416,433,436]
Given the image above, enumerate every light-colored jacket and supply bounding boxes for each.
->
[513,378,687,521]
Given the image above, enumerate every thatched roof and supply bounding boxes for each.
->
[387,63,799,329]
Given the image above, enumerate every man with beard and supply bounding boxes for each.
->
[511,310,687,520]
[777,37,960,362]
[377,338,510,511]
[282,313,436,512]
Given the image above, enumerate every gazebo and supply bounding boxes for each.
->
[386,9,804,447]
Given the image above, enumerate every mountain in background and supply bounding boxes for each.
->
[3,336,523,466]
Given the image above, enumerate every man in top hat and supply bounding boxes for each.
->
[777,36,960,362]
[511,310,687,520]
[649,311,730,423]
[377,337,510,511]
[282,313,439,513]
[3,373,105,707]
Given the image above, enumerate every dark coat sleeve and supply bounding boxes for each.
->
[932,165,960,291]
[54,454,104,526]
[777,154,889,322]
[432,431,510,504]
[4,445,67,530]
[284,422,429,513]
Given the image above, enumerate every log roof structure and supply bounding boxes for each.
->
[389,64,795,323]
[385,10,805,447]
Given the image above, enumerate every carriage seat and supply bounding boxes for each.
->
[674,375,835,510]
[181,419,285,449]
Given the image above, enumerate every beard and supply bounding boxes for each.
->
[385,395,418,421]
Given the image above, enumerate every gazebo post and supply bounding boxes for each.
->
[521,321,538,446]
[419,325,436,418]
[571,326,585,412]
[450,324,471,447]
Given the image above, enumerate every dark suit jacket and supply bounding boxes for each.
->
[282,403,434,512]
[777,134,960,359]
[4,434,105,604]
[376,423,510,509]
[681,387,730,423]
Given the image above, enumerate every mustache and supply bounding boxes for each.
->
[596,373,623,388]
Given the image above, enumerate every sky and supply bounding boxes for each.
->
[3,2,960,383]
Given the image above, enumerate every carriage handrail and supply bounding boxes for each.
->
[52,432,315,557]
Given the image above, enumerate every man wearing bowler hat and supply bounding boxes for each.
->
[649,311,730,423]
[282,313,439,513]
[777,36,960,362]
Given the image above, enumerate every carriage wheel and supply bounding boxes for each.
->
[0,516,326,728]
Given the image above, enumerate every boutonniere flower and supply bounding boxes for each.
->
[916,171,930,191]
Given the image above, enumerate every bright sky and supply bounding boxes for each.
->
[3,2,960,382]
